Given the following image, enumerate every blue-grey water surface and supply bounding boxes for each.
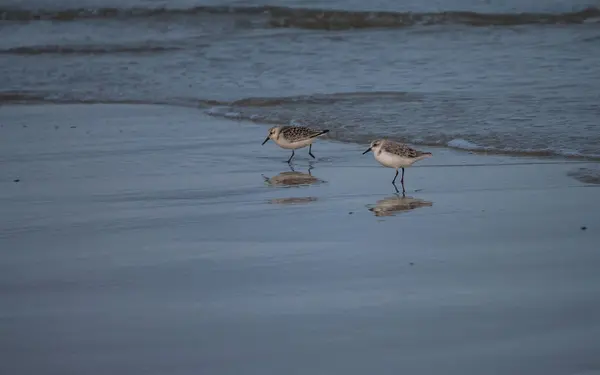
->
[1,0,600,156]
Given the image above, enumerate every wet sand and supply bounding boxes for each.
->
[1,104,600,375]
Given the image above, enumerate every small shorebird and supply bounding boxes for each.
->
[262,126,329,163]
[362,139,432,193]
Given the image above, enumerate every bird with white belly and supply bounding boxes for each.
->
[262,126,330,164]
[362,139,432,194]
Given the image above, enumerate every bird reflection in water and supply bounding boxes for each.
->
[262,164,325,188]
[263,165,323,205]
[367,194,433,217]
[269,197,318,205]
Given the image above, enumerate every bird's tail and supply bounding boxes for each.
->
[312,129,330,138]
[415,152,433,161]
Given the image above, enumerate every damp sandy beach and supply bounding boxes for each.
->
[3,0,600,371]
[2,104,600,375]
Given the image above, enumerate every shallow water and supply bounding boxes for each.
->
[1,0,600,158]
[2,105,600,375]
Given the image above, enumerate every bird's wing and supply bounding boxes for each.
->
[281,126,325,142]
[382,141,420,158]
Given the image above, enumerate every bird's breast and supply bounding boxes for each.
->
[375,150,414,168]
[275,137,314,149]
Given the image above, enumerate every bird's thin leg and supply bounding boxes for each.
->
[392,170,401,193]
[400,168,406,195]
[287,150,295,164]
[308,144,316,159]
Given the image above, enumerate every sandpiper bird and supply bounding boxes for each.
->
[362,139,432,193]
[262,126,329,163]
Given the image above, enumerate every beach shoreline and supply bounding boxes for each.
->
[1,103,600,375]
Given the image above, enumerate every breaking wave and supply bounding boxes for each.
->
[2,90,599,161]
[204,106,600,160]
[0,44,181,55]
[0,91,191,106]
[567,167,600,185]
[200,91,600,161]
[198,91,422,108]
[2,5,599,29]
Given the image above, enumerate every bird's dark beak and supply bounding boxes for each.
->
[262,136,270,145]
[362,147,372,155]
